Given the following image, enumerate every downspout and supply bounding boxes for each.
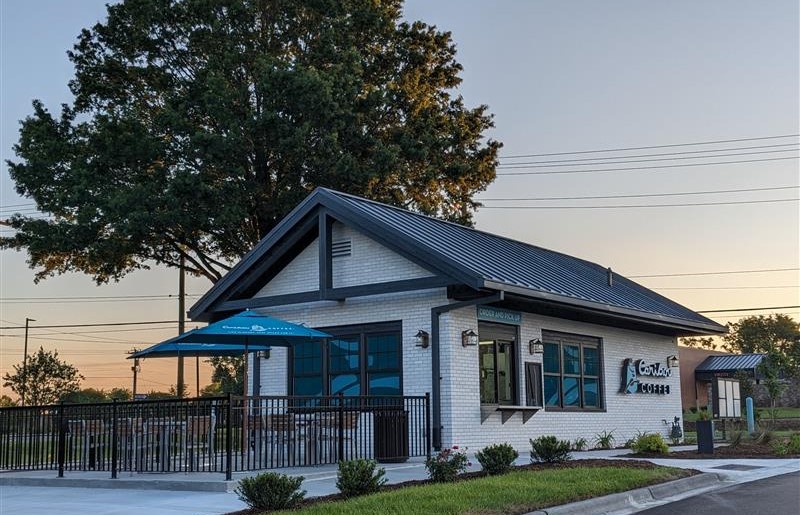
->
[431,291,504,450]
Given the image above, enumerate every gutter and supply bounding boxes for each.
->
[431,291,504,450]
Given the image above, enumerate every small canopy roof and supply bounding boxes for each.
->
[695,353,765,380]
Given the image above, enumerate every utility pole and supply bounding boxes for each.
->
[129,351,141,399]
[177,256,186,398]
[21,317,35,406]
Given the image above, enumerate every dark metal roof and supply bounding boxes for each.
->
[696,353,765,372]
[190,187,726,334]
[325,189,725,333]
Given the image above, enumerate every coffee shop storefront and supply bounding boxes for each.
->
[189,188,726,450]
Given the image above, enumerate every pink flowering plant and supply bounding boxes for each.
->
[425,445,471,482]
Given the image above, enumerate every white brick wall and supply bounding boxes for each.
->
[441,308,683,452]
[331,222,434,288]
[245,220,684,455]
[254,222,435,298]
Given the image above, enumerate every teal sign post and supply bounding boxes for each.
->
[477,306,522,325]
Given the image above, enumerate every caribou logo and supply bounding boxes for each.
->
[620,358,639,394]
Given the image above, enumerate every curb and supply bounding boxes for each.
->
[526,472,724,515]
[0,476,236,492]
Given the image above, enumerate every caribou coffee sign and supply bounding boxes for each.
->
[620,359,672,395]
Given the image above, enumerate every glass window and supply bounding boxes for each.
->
[291,323,401,398]
[544,375,560,407]
[542,331,602,410]
[292,341,322,398]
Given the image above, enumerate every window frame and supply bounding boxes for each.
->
[288,321,403,397]
[542,330,605,412]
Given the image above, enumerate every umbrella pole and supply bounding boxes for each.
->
[242,340,249,455]
[196,356,200,397]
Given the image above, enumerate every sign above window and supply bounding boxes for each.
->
[477,306,522,325]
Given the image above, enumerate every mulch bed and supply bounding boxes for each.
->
[224,459,697,515]
[622,442,800,459]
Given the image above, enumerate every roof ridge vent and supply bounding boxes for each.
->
[607,267,613,287]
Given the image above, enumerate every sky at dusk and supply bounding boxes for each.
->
[1,0,798,398]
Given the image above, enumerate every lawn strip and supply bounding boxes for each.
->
[263,464,691,515]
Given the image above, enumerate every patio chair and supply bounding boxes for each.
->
[67,419,106,470]
[185,415,215,472]
[318,411,360,462]
[265,413,297,467]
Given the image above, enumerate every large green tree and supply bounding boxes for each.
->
[3,0,500,284]
[723,314,800,378]
[2,347,84,406]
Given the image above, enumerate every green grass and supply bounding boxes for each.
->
[270,466,689,515]
[683,407,800,422]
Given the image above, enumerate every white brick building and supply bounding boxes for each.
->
[190,188,725,451]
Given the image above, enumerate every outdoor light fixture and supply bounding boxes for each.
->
[257,349,271,359]
[667,355,679,368]
[414,330,430,349]
[529,338,544,354]
[461,329,479,347]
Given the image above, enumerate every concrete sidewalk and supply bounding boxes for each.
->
[0,448,797,515]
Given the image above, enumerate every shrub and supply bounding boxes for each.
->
[530,436,572,463]
[572,437,588,451]
[630,433,669,455]
[336,459,387,498]
[475,443,518,475]
[786,433,800,454]
[235,472,305,511]
[772,441,789,456]
[425,446,470,482]
[594,430,615,450]
[728,430,745,448]
[754,430,775,445]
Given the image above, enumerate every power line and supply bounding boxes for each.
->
[479,198,798,209]
[499,142,800,164]
[697,305,800,313]
[476,185,799,202]
[1,296,202,305]
[0,294,201,301]
[655,285,799,290]
[628,267,799,278]
[0,320,180,330]
[497,148,798,168]
[500,134,800,159]
[496,156,799,175]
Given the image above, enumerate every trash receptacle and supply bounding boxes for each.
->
[696,419,714,454]
[373,408,409,463]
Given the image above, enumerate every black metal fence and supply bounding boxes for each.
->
[0,394,430,479]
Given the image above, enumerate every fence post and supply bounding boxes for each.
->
[57,402,66,478]
[425,393,431,460]
[110,399,118,479]
[225,394,232,481]
[337,393,344,462]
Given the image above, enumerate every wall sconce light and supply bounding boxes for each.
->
[461,329,479,347]
[257,349,271,359]
[414,330,429,349]
[529,338,544,354]
[667,355,679,368]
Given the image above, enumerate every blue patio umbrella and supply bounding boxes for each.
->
[171,310,331,346]
[127,341,272,359]
[168,311,331,410]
